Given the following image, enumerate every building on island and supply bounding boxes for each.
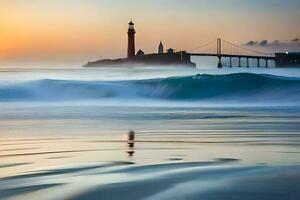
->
[275,52,300,67]
[167,48,174,54]
[158,41,164,54]
[84,21,195,67]
[136,49,145,56]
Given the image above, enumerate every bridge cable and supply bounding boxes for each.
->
[221,39,273,56]
[187,39,216,52]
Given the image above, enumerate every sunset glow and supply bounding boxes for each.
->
[0,0,299,67]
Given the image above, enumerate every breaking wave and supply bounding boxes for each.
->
[1,73,300,104]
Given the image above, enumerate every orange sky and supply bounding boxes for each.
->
[0,0,299,67]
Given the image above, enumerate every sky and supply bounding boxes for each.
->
[0,0,299,67]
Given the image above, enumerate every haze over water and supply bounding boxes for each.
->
[0,66,300,200]
[1,0,300,199]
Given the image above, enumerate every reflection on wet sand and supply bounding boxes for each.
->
[126,130,135,157]
[0,105,299,199]
[0,130,299,200]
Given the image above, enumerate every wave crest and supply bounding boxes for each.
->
[1,73,300,103]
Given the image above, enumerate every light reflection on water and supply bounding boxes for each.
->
[0,105,299,199]
[0,105,300,178]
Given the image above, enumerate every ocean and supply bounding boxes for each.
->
[0,66,300,200]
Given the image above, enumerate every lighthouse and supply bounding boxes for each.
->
[127,21,136,59]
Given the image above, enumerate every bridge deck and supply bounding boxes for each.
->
[189,53,274,60]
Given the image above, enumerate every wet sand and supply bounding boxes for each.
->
[0,132,300,200]
[0,105,300,199]
[0,158,299,200]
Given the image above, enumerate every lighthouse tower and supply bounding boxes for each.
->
[127,21,136,59]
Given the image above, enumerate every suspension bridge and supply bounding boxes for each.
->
[185,38,275,68]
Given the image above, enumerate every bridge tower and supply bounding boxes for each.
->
[127,21,136,59]
[217,38,222,68]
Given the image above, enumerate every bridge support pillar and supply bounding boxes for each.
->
[257,59,260,68]
[238,57,241,67]
[266,59,268,68]
[217,56,222,68]
[247,58,249,68]
[229,57,232,67]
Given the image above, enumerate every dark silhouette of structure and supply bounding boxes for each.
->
[275,52,300,67]
[167,48,174,54]
[158,41,164,54]
[136,49,145,56]
[189,38,275,68]
[217,38,222,68]
[127,21,136,59]
[85,21,299,68]
[85,21,195,67]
